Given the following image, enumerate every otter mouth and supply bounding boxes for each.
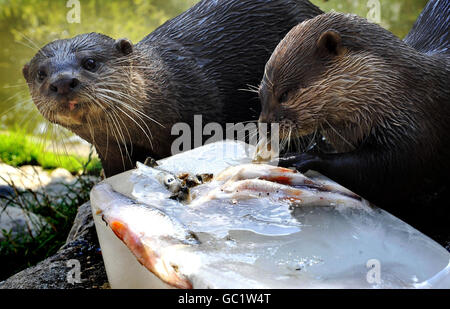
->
[277,124,317,150]
[67,99,81,111]
[45,97,93,126]
[279,128,338,155]
[277,119,359,155]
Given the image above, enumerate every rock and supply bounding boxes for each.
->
[0,163,76,193]
[0,206,46,241]
[0,185,14,198]
[0,163,97,209]
[50,168,75,180]
[0,202,108,289]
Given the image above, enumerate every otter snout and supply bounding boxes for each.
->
[45,72,84,113]
[258,85,279,124]
[49,75,80,95]
[259,112,278,124]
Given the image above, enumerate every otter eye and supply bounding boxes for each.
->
[279,91,289,103]
[83,58,97,71]
[37,70,47,82]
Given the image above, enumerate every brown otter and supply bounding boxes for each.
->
[259,3,449,246]
[22,0,322,177]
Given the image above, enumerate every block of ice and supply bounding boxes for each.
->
[90,141,450,289]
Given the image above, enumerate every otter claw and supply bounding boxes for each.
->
[279,153,321,173]
[277,153,303,167]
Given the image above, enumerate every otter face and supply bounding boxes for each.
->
[23,33,134,127]
[258,15,390,152]
[259,21,350,141]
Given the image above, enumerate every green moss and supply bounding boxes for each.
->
[0,131,102,175]
[0,131,38,166]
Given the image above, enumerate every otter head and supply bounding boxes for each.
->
[259,13,401,152]
[23,33,138,127]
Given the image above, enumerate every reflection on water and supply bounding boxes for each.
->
[0,0,427,137]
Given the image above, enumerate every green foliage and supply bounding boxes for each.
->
[0,131,38,166]
[0,0,198,45]
[0,130,102,175]
[0,163,99,281]
[311,0,428,39]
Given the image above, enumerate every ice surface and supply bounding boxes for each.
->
[91,141,450,288]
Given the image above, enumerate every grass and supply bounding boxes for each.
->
[0,131,102,175]
[0,131,102,281]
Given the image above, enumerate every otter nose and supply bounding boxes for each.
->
[259,112,275,124]
[259,94,277,123]
[259,113,269,123]
[258,84,277,123]
[49,77,80,95]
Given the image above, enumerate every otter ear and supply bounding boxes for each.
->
[115,38,133,55]
[317,30,344,56]
[22,63,30,80]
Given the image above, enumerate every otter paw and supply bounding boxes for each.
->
[279,153,322,173]
[277,153,303,167]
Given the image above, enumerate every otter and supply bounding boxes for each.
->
[258,2,449,246]
[22,0,323,177]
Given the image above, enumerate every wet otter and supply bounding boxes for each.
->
[259,2,449,245]
[22,0,322,177]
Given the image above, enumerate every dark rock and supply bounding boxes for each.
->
[0,206,47,241]
[0,185,14,198]
[0,202,109,289]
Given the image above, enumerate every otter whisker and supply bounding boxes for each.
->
[96,90,164,129]
[240,120,258,124]
[106,111,128,170]
[108,107,134,166]
[245,126,259,143]
[287,126,292,150]
[96,91,155,145]
[0,100,32,119]
[238,88,259,94]
[114,105,154,150]
[86,112,97,148]
[323,119,355,150]
[2,84,28,89]
[305,127,318,152]
[52,125,73,162]
[239,84,261,95]
[110,106,135,157]
[14,40,40,53]
[84,93,113,160]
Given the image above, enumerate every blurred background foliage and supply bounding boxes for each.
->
[0,0,428,134]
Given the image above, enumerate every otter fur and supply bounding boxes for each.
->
[23,0,322,177]
[259,1,449,246]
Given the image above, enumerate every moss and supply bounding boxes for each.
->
[0,131,102,175]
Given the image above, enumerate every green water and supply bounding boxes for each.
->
[0,0,428,134]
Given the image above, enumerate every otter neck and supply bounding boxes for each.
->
[321,48,450,156]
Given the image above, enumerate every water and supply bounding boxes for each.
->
[0,0,428,134]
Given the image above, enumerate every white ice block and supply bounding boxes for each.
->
[90,141,450,289]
